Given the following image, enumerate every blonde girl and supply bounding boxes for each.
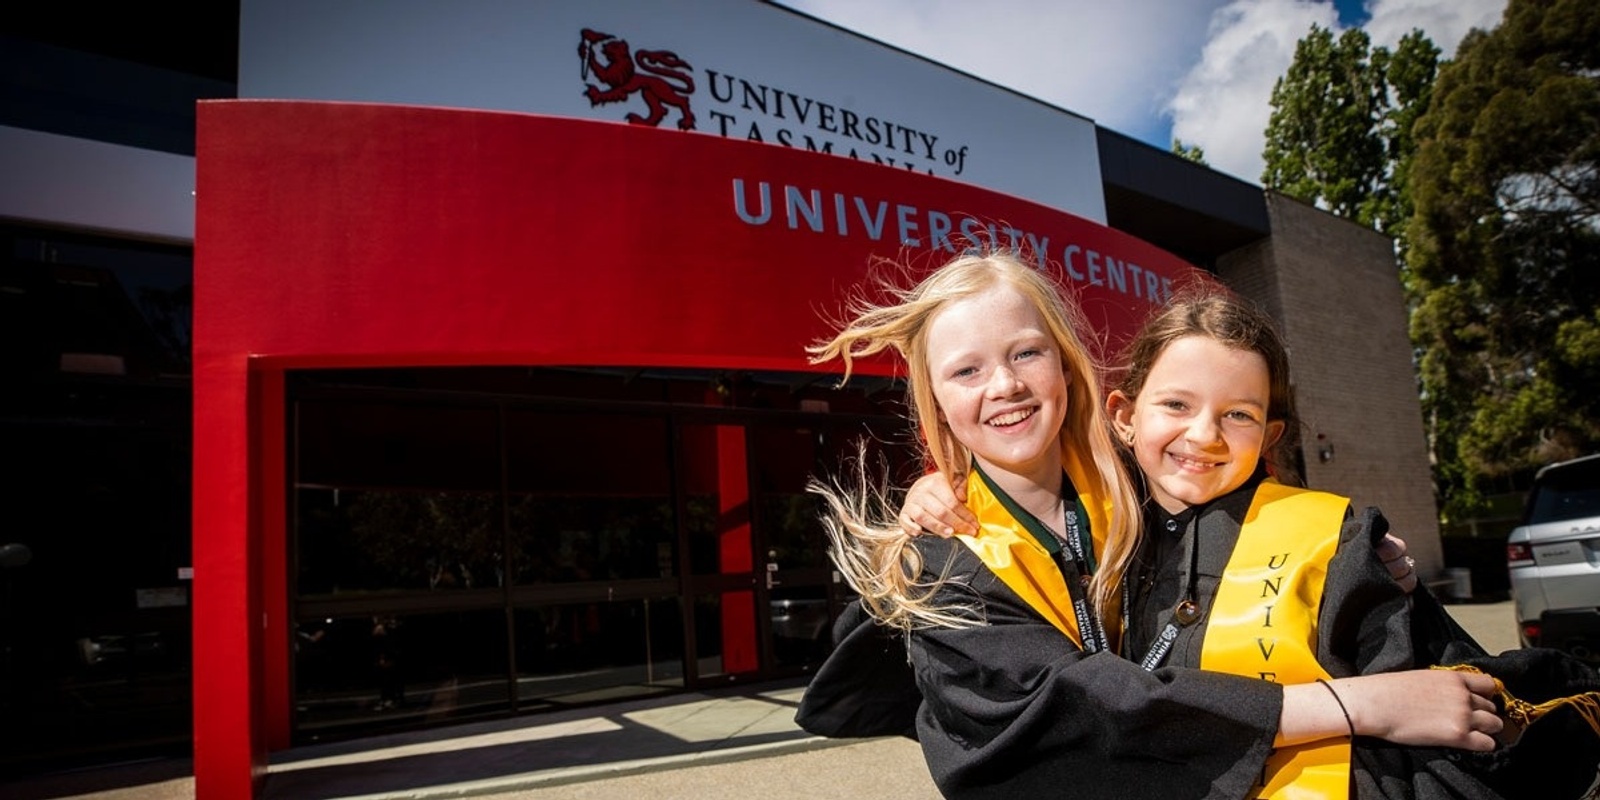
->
[806,250,1139,639]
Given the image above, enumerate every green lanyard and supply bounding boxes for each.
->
[973,463,1107,653]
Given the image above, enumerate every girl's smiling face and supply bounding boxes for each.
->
[925,283,1069,489]
[1109,335,1284,513]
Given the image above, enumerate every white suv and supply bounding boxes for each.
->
[1507,453,1600,660]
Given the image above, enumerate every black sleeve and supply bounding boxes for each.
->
[904,537,1282,800]
[1355,644,1600,800]
[1317,506,1417,677]
[1443,647,1600,799]
[793,600,920,739]
[1331,508,1600,799]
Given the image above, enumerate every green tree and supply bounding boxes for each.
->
[1406,0,1600,517]
[1369,30,1441,263]
[1171,138,1207,165]
[1263,26,1387,221]
[1262,25,1440,247]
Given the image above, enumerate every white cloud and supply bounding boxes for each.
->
[1167,0,1508,185]
[781,0,1511,188]
[1364,0,1507,50]
[777,0,1217,143]
[1166,0,1339,184]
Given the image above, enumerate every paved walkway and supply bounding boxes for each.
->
[3,600,1522,800]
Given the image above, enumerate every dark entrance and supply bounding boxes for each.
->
[0,223,193,776]
[288,366,915,742]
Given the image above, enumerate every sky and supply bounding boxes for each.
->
[776,0,1507,185]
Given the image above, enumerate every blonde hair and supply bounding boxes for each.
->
[808,251,1141,634]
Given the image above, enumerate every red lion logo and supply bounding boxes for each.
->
[578,28,696,131]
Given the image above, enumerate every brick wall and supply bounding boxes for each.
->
[1216,192,1444,577]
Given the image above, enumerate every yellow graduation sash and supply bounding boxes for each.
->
[953,453,1112,650]
[1200,481,1352,800]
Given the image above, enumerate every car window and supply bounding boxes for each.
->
[1527,460,1600,525]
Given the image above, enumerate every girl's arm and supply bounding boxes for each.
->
[1278,670,1501,750]
[898,472,1420,588]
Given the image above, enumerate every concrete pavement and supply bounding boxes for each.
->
[1442,596,1522,655]
[2,599,1523,800]
[468,736,937,800]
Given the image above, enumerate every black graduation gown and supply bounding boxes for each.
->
[798,532,1284,800]
[1122,470,1600,800]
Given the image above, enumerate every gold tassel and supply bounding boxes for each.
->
[1436,663,1600,735]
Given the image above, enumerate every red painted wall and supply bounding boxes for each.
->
[192,100,1202,797]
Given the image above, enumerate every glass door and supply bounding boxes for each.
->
[750,418,920,671]
[678,421,762,683]
[291,397,511,738]
[750,423,835,670]
[503,406,683,709]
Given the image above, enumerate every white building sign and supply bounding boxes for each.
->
[238,0,1108,222]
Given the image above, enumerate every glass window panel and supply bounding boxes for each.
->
[691,593,726,680]
[505,410,669,495]
[296,488,502,595]
[751,425,830,572]
[507,495,674,584]
[693,589,759,677]
[297,401,499,491]
[512,597,683,709]
[753,421,922,571]
[768,585,832,668]
[684,492,721,577]
[0,415,193,766]
[4,230,192,380]
[294,609,510,735]
[681,424,750,577]
[505,410,674,585]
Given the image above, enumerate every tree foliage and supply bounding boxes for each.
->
[1406,0,1600,516]
[1262,25,1440,247]
[1171,138,1207,165]
[1261,0,1599,520]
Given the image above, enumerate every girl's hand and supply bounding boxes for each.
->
[1341,669,1503,750]
[1279,669,1502,751]
[1376,533,1419,594]
[898,471,977,537]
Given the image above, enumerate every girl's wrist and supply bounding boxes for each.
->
[1315,679,1355,737]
